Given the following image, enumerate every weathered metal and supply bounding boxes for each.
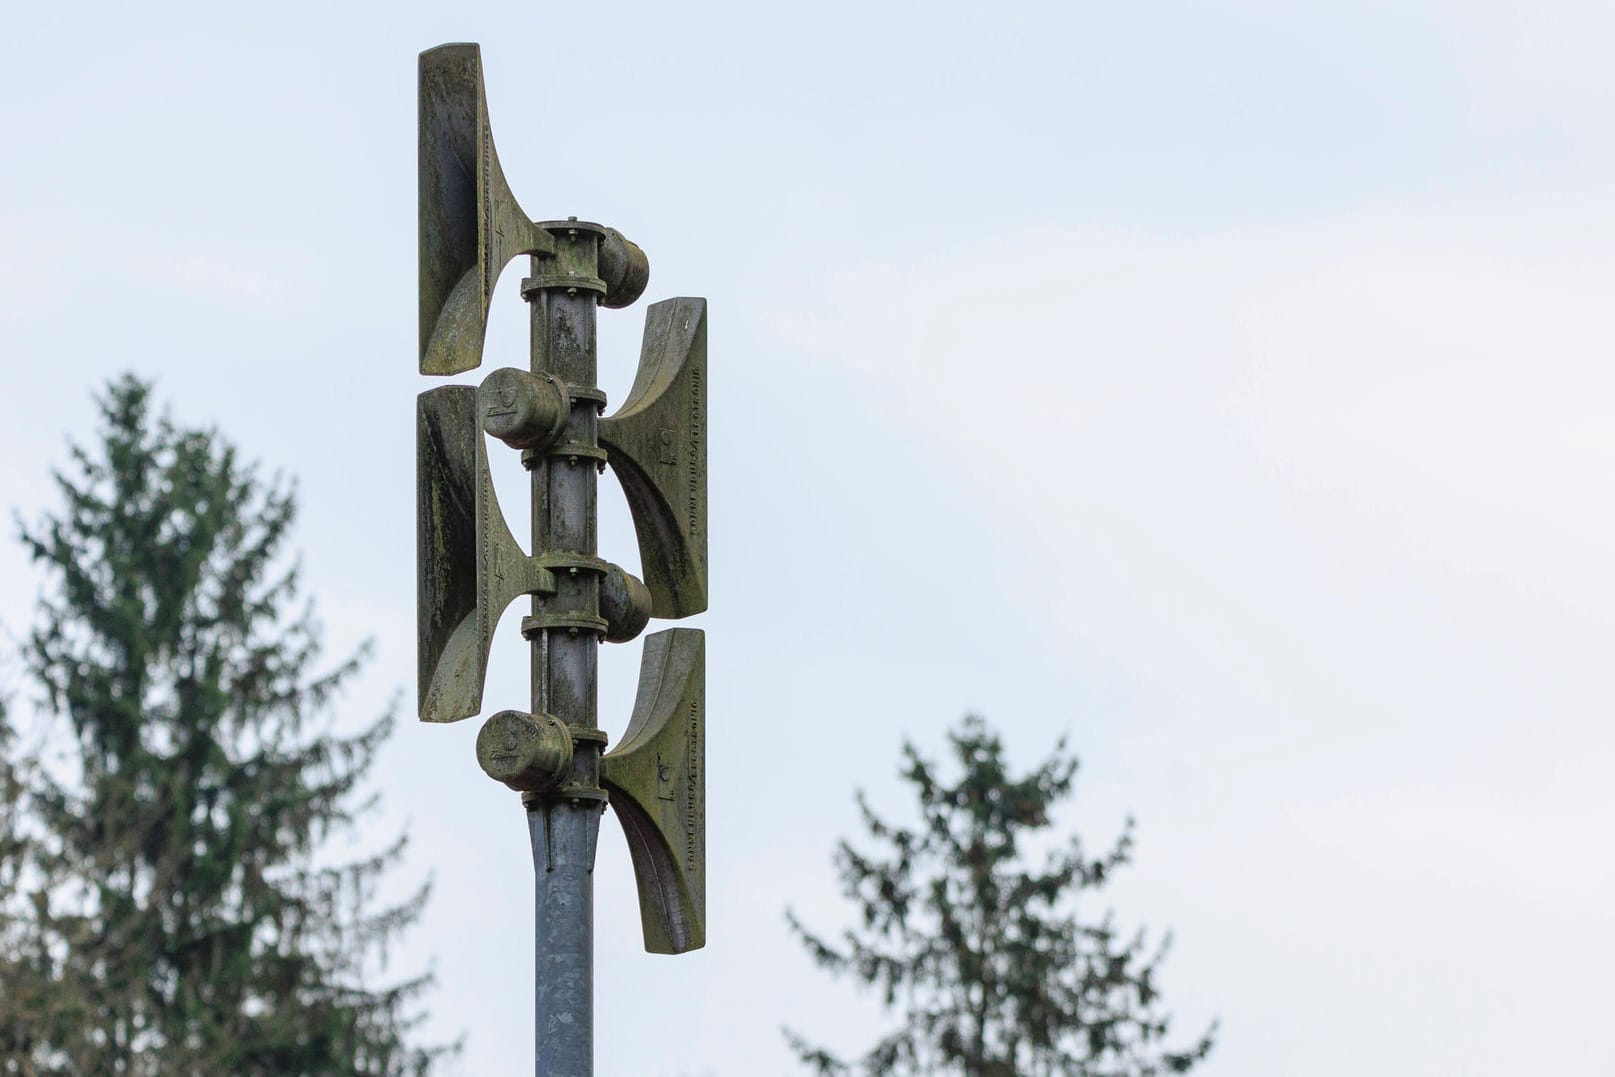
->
[414,41,709,1076]
[598,297,709,620]
[600,628,706,954]
[479,368,570,452]
[418,44,553,376]
[417,385,554,725]
[477,710,574,793]
[529,802,600,1077]
[597,228,651,309]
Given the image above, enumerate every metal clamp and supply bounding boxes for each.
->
[521,611,610,639]
[566,384,609,413]
[521,273,607,299]
[520,441,610,470]
[537,553,609,576]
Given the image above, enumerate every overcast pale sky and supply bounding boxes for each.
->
[3,2,1613,1074]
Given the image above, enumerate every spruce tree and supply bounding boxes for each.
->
[786,715,1216,1077]
[0,375,445,1076]
[0,701,57,1067]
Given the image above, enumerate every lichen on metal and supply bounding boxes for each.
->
[416,385,554,724]
[413,38,711,1075]
[598,297,709,619]
[418,43,554,376]
[477,710,575,793]
[600,628,706,954]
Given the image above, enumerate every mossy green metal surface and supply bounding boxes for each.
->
[416,40,710,1072]
[598,228,650,309]
[599,297,709,619]
[599,562,653,644]
[478,368,569,452]
[416,386,554,723]
[600,628,706,954]
[418,43,555,376]
[477,710,574,793]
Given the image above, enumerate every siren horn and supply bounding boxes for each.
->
[599,297,709,618]
[601,628,706,954]
[417,386,555,722]
[419,43,551,376]
[419,45,649,375]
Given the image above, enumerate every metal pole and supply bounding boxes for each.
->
[417,43,706,1077]
[524,251,606,1077]
[528,802,598,1076]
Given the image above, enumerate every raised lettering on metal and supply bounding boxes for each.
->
[600,628,706,954]
[599,298,709,619]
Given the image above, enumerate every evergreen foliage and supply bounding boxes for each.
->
[0,376,446,1075]
[786,715,1215,1077]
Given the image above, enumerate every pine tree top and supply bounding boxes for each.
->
[787,714,1216,1077]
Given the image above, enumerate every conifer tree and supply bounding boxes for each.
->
[786,715,1215,1077]
[0,702,57,1067]
[0,375,446,1076]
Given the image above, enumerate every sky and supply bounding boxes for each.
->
[2,1,1613,1074]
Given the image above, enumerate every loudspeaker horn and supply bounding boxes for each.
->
[419,43,553,376]
[601,628,706,954]
[599,297,709,618]
[417,386,554,722]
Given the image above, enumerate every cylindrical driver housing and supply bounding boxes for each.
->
[478,368,570,451]
[476,710,574,793]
